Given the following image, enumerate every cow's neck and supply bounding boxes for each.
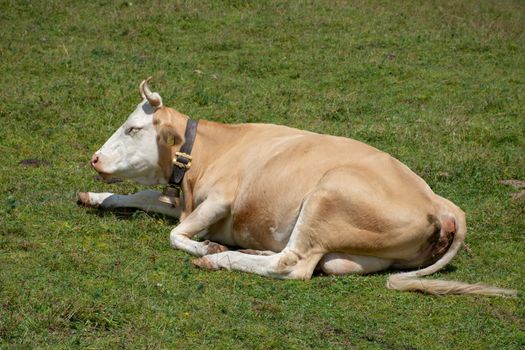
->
[161,108,247,204]
[186,118,246,185]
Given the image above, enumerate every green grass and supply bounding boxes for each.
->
[1,0,524,348]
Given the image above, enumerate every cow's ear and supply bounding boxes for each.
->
[157,123,182,147]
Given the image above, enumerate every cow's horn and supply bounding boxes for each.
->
[139,77,163,109]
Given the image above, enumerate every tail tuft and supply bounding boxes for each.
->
[386,274,517,297]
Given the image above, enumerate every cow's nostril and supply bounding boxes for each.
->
[91,154,100,167]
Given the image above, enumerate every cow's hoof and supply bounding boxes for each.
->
[76,192,92,207]
[203,240,228,254]
[192,256,219,270]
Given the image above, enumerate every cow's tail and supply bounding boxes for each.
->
[386,212,517,297]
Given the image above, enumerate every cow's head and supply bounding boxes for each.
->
[91,78,177,185]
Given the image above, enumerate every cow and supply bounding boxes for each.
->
[77,78,516,297]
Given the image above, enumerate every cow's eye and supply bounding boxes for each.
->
[126,127,142,136]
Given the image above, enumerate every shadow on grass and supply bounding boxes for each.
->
[82,206,179,225]
[313,261,458,278]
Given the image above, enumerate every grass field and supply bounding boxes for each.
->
[1,0,524,348]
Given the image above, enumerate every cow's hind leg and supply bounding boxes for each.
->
[237,249,276,256]
[193,189,340,279]
[77,190,181,218]
[319,253,392,275]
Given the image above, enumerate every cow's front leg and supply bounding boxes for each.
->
[77,190,181,218]
[169,197,230,257]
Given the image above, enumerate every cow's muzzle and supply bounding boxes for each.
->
[91,154,100,169]
[90,153,111,179]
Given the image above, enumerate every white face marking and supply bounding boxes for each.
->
[94,100,167,185]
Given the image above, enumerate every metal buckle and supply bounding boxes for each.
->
[173,152,192,169]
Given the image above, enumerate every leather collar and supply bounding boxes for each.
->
[169,118,199,187]
[158,119,198,206]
